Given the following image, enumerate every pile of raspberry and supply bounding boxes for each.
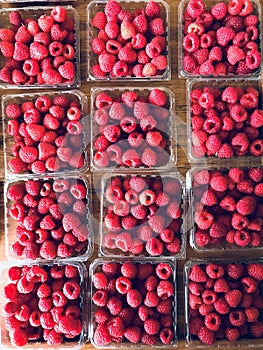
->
[93,89,172,169]
[6,94,85,175]
[90,0,168,78]
[102,174,184,257]
[92,261,175,346]
[7,178,89,260]
[182,0,261,76]
[0,6,77,85]
[3,264,82,346]
[192,167,263,249]
[190,85,263,159]
[188,262,263,345]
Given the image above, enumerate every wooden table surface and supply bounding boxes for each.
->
[0,1,263,349]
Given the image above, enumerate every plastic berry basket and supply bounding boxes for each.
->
[99,172,186,259]
[186,78,263,163]
[87,0,171,81]
[187,165,263,252]
[185,258,263,348]
[0,6,80,89]
[2,90,89,179]
[89,257,178,348]
[0,261,88,349]
[178,0,263,79]
[90,87,176,172]
[4,174,93,263]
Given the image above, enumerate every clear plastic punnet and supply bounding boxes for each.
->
[187,165,263,252]
[90,87,176,172]
[178,0,262,79]
[2,90,89,179]
[186,78,263,163]
[87,0,171,81]
[185,258,263,348]
[0,261,88,349]
[0,6,80,89]
[99,172,186,259]
[90,257,178,348]
[4,174,92,262]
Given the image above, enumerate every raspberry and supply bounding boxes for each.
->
[148,89,167,107]
[107,295,122,315]
[236,196,257,215]
[144,319,160,335]
[211,2,227,20]
[94,324,112,346]
[188,265,207,283]
[225,289,242,307]
[247,264,263,281]
[126,289,142,308]
[145,238,163,256]
[10,329,28,347]
[187,0,205,19]
[198,326,215,345]
[124,326,141,343]
[227,45,245,65]
[58,61,75,81]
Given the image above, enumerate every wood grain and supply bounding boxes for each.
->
[0,1,262,349]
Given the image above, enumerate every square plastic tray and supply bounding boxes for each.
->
[0,261,88,350]
[178,0,262,79]
[187,165,263,252]
[87,0,171,81]
[185,258,263,348]
[4,174,93,262]
[0,6,80,89]
[2,90,89,179]
[89,257,178,348]
[186,78,263,163]
[99,172,186,259]
[90,87,176,171]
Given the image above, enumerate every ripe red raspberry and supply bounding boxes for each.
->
[121,262,137,279]
[188,265,207,283]
[225,289,242,307]
[211,2,227,20]
[107,295,122,315]
[145,238,163,256]
[198,326,215,345]
[148,89,167,107]
[94,324,112,346]
[144,319,160,335]
[124,326,141,343]
[236,196,257,215]
[247,264,263,281]
[187,0,205,18]
[126,289,142,308]
[183,33,200,53]
[93,272,108,289]
[157,280,174,300]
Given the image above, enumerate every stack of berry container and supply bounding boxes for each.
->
[86,0,185,347]
[0,3,95,349]
[0,6,81,89]
[0,261,88,349]
[89,258,178,348]
[1,88,92,345]
[179,0,263,347]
